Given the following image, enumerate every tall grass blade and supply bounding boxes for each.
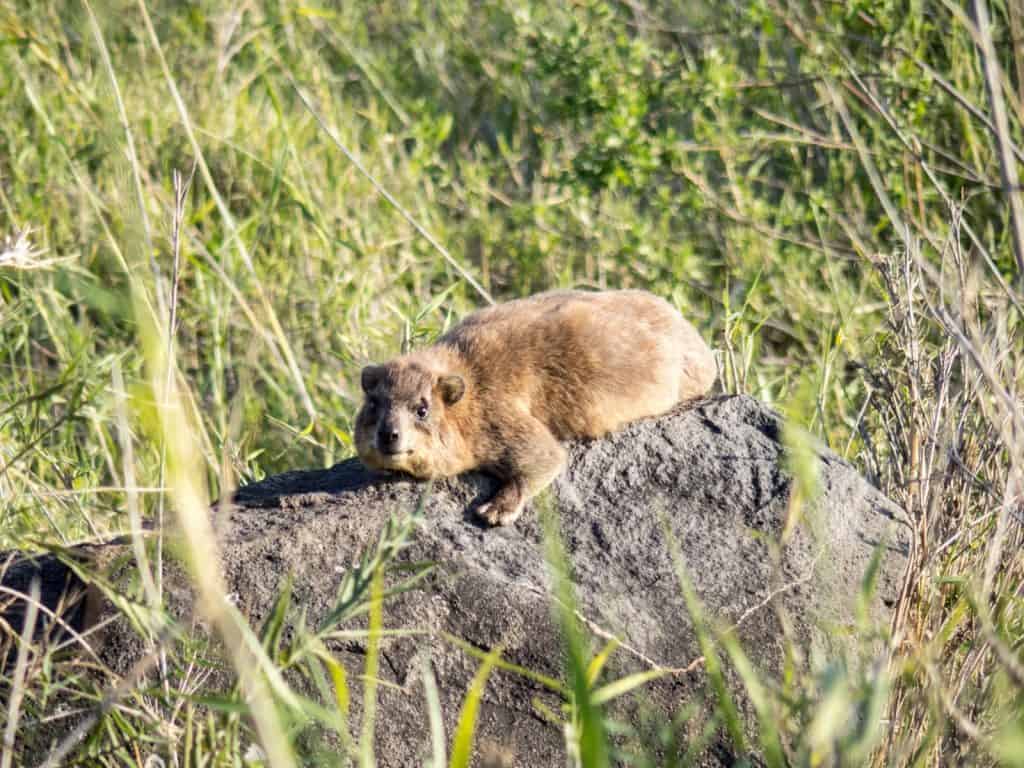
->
[422,657,447,768]
[1,579,39,768]
[542,506,609,768]
[358,566,384,768]
[662,517,746,754]
[449,645,502,768]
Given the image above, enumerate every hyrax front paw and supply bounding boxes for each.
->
[476,483,525,526]
[477,501,523,527]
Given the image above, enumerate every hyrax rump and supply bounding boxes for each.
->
[355,289,716,526]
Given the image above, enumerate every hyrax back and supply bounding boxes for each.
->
[355,290,716,526]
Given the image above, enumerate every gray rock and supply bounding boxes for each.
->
[2,395,909,766]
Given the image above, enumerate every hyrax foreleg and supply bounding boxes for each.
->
[478,414,567,526]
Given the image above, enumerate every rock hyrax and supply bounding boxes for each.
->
[355,289,716,526]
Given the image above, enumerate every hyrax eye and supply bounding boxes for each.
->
[415,401,429,420]
[366,398,380,415]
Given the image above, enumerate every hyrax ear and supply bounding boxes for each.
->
[437,374,465,406]
[361,365,385,394]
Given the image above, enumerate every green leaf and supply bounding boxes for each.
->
[449,645,503,768]
[442,632,566,694]
[422,657,447,768]
[319,648,350,718]
[591,668,671,706]
[585,638,620,687]
[259,573,293,659]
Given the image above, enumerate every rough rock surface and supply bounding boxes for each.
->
[3,395,909,766]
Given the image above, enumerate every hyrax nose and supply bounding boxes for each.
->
[378,424,400,450]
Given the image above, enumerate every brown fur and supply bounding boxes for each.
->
[355,290,716,526]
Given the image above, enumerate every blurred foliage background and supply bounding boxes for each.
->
[1,0,1023,765]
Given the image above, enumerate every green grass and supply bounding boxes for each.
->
[1,0,1023,765]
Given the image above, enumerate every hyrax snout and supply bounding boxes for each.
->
[355,289,716,526]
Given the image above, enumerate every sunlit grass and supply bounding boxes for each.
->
[1,0,1022,765]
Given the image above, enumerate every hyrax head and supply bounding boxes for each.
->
[354,359,465,479]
